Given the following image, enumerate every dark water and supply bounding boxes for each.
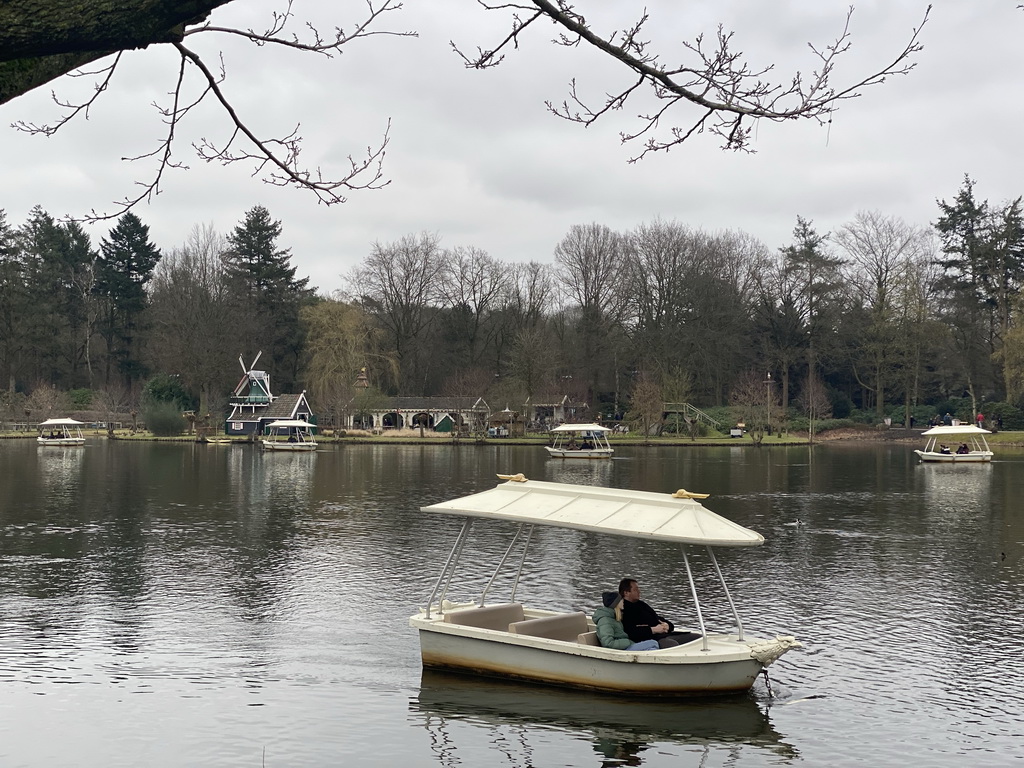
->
[1,439,1022,767]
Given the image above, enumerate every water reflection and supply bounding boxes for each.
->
[918,462,992,511]
[545,457,615,486]
[411,670,797,766]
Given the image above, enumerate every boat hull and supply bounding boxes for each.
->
[544,446,614,459]
[914,450,992,463]
[262,441,317,451]
[37,438,85,447]
[411,614,784,696]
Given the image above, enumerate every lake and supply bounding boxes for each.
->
[1,438,1022,767]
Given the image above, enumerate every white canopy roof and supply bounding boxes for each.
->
[421,478,764,547]
[38,418,85,426]
[920,425,991,436]
[265,419,314,429]
[550,422,610,433]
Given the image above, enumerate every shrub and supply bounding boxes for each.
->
[982,401,1024,430]
[144,401,187,437]
[68,388,94,408]
[143,374,194,410]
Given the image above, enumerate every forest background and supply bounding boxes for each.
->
[3,174,1023,435]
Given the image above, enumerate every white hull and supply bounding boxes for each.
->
[410,609,794,696]
[914,450,992,463]
[544,446,614,459]
[37,437,85,447]
[262,440,317,451]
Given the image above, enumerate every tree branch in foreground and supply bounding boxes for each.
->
[457,1,931,157]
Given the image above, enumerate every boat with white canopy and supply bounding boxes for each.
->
[409,475,800,696]
[914,425,993,463]
[37,418,86,446]
[544,423,614,459]
[261,419,317,451]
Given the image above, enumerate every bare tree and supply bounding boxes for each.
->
[146,223,239,416]
[729,368,776,445]
[25,382,71,421]
[300,298,396,425]
[555,223,628,402]
[625,370,664,440]
[439,247,506,370]
[347,232,446,393]
[833,210,933,418]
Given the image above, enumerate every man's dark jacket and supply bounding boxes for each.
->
[621,599,674,642]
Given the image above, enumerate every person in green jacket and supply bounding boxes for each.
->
[592,592,660,651]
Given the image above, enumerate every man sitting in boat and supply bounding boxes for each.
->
[956,443,969,454]
[620,578,698,649]
[939,444,951,454]
[592,592,659,651]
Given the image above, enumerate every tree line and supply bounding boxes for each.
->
[3,175,1023,430]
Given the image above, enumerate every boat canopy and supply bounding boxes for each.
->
[38,418,85,427]
[265,419,313,429]
[420,478,763,547]
[549,423,610,433]
[920,425,991,436]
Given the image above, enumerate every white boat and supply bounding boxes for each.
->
[409,476,800,696]
[914,424,993,463]
[544,423,614,459]
[261,419,318,451]
[37,418,86,446]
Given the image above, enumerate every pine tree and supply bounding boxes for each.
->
[224,205,313,390]
[95,212,161,386]
[0,209,29,393]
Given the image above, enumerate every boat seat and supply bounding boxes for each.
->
[508,612,590,642]
[441,603,525,631]
[576,631,601,647]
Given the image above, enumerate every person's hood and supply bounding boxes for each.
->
[592,605,615,622]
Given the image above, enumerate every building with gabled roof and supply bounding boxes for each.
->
[224,356,315,436]
[339,395,489,434]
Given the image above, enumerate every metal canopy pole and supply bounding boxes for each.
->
[479,523,526,606]
[424,518,471,619]
[682,546,710,652]
[707,545,744,640]
[509,524,535,603]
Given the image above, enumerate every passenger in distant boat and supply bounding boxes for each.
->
[957,443,969,454]
[287,435,297,442]
[592,592,659,651]
[939,444,951,454]
[619,578,695,649]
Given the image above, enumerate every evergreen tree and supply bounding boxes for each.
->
[934,176,998,400]
[94,212,161,386]
[0,209,29,393]
[224,205,313,390]
[780,217,845,414]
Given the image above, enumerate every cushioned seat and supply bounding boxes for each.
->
[508,612,589,642]
[441,603,525,631]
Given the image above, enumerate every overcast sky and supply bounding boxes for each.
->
[2,1,1022,295]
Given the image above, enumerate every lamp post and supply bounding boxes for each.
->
[764,372,773,441]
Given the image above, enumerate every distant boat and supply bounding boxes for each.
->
[544,423,614,459]
[37,418,86,447]
[914,424,993,463]
[261,419,317,452]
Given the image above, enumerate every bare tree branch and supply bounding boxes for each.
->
[9,0,411,221]
[457,1,931,157]
[11,54,123,137]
